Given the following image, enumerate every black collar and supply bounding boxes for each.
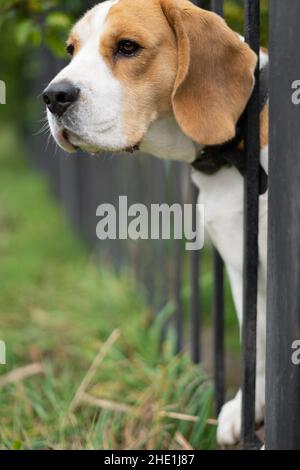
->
[192,63,269,195]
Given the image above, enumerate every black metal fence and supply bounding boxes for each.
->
[266,0,300,450]
[28,0,300,450]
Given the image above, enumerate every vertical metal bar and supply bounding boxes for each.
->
[266,0,300,450]
[210,0,225,419]
[211,0,224,16]
[213,249,225,416]
[174,238,183,354]
[157,163,169,316]
[242,0,260,448]
[198,0,210,9]
[159,162,173,352]
[190,184,201,363]
[185,1,206,362]
[173,163,183,354]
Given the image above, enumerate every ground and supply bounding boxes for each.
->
[0,127,216,450]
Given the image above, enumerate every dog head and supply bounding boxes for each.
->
[44,0,257,154]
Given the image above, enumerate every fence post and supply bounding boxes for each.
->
[210,0,225,417]
[241,0,260,448]
[188,0,205,367]
[265,0,300,450]
[211,0,223,16]
[190,184,201,363]
[172,163,184,354]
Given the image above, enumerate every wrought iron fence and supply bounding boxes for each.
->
[266,0,300,451]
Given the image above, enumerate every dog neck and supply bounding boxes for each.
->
[140,116,200,163]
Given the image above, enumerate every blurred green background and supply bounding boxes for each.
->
[0,0,268,450]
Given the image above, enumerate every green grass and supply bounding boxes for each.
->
[0,127,216,450]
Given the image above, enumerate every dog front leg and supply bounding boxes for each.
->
[216,264,266,446]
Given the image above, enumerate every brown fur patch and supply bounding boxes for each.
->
[88,0,263,150]
[237,104,269,152]
[101,0,257,146]
[160,0,257,145]
[100,0,178,146]
[260,103,269,149]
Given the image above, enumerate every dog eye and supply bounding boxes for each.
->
[66,44,75,56]
[116,40,140,57]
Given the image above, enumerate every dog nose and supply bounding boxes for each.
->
[43,81,80,117]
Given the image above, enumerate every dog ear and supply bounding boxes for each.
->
[160,0,257,145]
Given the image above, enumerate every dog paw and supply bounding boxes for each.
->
[216,388,265,447]
[217,391,242,446]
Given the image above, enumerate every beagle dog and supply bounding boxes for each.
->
[43,0,269,446]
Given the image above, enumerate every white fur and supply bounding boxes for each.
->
[140,117,198,163]
[47,0,128,153]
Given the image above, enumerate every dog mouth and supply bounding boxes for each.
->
[55,128,79,153]
[57,128,99,153]
[54,125,141,155]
